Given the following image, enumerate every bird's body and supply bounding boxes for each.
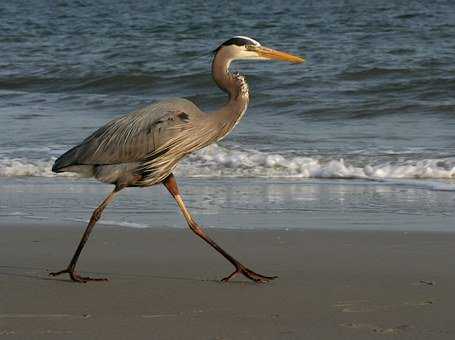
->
[50,36,304,283]
[53,98,205,186]
[53,57,252,188]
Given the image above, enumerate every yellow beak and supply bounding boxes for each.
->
[253,46,304,64]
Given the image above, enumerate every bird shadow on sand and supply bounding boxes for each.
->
[0,265,259,285]
[0,265,57,282]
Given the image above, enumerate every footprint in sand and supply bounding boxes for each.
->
[335,297,435,314]
[413,280,436,287]
[403,299,434,307]
[334,300,391,313]
[340,322,412,334]
[0,330,16,336]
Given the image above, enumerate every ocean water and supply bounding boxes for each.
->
[1,1,454,229]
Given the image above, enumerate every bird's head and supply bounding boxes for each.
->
[213,36,304,64]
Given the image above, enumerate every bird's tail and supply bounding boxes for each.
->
[52,147,80,173]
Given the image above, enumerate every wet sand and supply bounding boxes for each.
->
[1,224,454,339]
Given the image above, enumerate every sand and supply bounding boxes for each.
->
[1,223,454,339]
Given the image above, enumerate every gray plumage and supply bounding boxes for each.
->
[49,36,304,284]
[54,98,208,186]
[53,43,252,188]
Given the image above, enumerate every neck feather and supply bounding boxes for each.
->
[212,53,249,99]
[210,50,250,140]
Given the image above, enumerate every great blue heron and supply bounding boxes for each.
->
[50,36,304,283]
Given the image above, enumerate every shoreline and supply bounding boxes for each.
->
[2,176,454,233]
[1,224,454,339]
[4,220,455,234]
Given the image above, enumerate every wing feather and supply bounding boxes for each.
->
[53,98,201,171]
[135,120,218,184]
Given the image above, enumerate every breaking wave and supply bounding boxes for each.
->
[183,144,455,180]
[1,145,454,185]
[0,158,75,177]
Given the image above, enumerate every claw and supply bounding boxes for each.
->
[221,265,277,284]
[49,268,108,283]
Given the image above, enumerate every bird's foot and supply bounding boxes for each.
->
[49,268,108,283]
[221,264,277,284]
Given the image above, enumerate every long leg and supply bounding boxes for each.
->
[163,174,277,283]
[49,185,122,283]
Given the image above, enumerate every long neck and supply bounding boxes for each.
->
[210,50,250,139]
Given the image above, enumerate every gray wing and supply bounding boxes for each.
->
[53,98,202,171]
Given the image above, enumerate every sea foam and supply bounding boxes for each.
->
[1,144,454,183]
[182,144,455,180]
[0,158,75,177]
[0,158,54,177]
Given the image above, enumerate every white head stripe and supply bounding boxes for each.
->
[233,36,261,46]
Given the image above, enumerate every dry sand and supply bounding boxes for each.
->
[1,224,454,339]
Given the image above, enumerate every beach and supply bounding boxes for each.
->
[1,224,454,339]
[1,177,455,339]
[1,1,455,338]
[2,177,454,232]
